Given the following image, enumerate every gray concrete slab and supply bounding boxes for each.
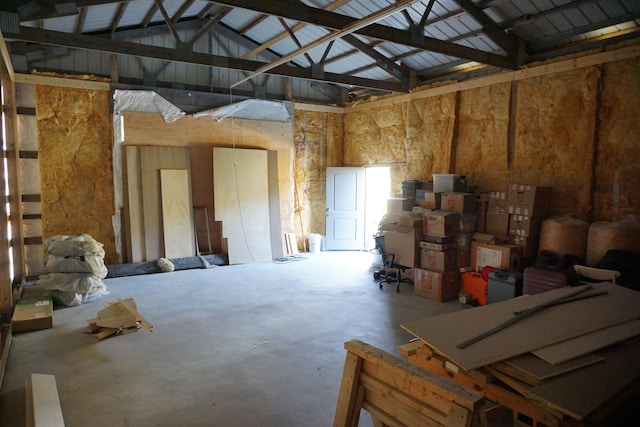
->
[0,251,462,426]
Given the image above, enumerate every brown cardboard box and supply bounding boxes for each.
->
[488,192,508,212]
[415,190,441,209]
[413,269,460,302]
[379,224,421,267]
[476,198,488,233]
[418,240,457,251]
[509,215,543,237]
[423,211,459,237]
[11,296,53,333]
[412,206,432,214]
[385,211,423,228]
[509,236,539,258]
[507,184,552,217]
[387,197,413,213]
[420,249,457,272]
[457,249,471,269]
[441,192,476,213]
[471,241,522,272]
[485,211,510,236]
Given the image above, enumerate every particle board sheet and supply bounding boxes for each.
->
[401,283,640,371]
[532,319,640,365]
[213,147,272,264]
[525,338,640,420]
[160,169,195,259]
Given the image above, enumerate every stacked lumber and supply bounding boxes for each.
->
[401,283,640,425]
[85,298,153,340]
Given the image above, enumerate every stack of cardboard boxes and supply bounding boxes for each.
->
[381,178,551,304]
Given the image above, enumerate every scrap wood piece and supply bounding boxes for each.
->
[26,373,65,427]
[95,298,153,331]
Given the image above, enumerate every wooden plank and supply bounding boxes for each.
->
[140,147,190,261]
[15,73,109,91]
[0,31,15,81]
[294,102,344,114]
[333,352,363,427]
[268,151,284,259]
[526,339,640,420]
[26,373,66,427]
[532,319,640,365]
[160,169,195,259]
[213,147,272,264]
[124,146,145,262]
[401,283,640,371]
[0,324,12,390]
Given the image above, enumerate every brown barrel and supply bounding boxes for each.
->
[538,216,589,259]
[586,216,640,266]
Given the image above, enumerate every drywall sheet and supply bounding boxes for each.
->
[160,169,195,259]
[526,339,640,420]
[36,85,116,264]
[139,146,190,261]
[503,352,604,382]
[189,146,222,254]
[594,54,640,220]
[401,283,640,371]
[532,319,640,364]
[513,67,600,218]
[213,147,272,264]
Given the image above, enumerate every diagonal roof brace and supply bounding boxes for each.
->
[229,0,420,88]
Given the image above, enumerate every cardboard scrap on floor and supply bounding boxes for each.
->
[85,298,153,340]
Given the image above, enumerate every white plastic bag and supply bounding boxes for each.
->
[45,255,108,278]
[37,273,106,293]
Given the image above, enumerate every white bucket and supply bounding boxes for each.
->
[308,233,322,253]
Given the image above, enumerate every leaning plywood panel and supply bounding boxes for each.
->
[213,148,272,264]
[124,146,145,262]
[160,169,195,259]
[512,67,600,218]
[594,54,640,221]
[139,147,190,261]
[36,85,116,264]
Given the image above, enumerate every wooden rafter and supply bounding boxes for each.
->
[155,0,182,44]
[341,34,410,82]
[75,6,87,35]
[110,2,129,36]
[172,0,196,23]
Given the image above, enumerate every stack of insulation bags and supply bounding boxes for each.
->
[36,234,109,306]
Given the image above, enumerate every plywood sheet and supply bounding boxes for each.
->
[160,169,195,259]
[532,319,640,364]
[139,147,190,261]
[526,339,640,420]
[124,146,145,262]
[189,146,222,254]
[401,283,640,371]
[213,147,272,264]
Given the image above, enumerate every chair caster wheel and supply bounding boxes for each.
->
[379,283,383,289]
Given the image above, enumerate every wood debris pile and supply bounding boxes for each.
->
[84,298,153,340]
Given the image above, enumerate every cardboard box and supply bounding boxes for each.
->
[387,197,413,213]
[423,211,459,237]
[420,249,457,272]
[441,192,476,213]
[423,234,455,244]
[488,192,508,212]
[418,240,457,251]
[12,296,53,333]
[411,206,432,214]
[379,224,421,267]
[385,211,423,228]
[457,249,471,269]
[507,184,552,217]
[509,236,539,258]
[413,268,460,302]
[509,215,543,237]
[485,211,510,236]
[471,242,522,272]
[415,190,441,209]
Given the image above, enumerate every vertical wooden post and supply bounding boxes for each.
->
[333,352,363,427]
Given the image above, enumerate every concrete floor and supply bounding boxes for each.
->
[0,251,462,427]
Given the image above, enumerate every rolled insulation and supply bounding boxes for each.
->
[538,216,589,259]
[586,216,640,266]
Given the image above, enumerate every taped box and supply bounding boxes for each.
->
[471,241,522,272]
[507,184,552,217]
[414,268,460,302]
[420,249,457,272]
[441,192,476,213]
[423,211,459,237]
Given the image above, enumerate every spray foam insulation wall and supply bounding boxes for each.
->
[595,55,640,220]
[35,85,116,264]
[293,110,343,242]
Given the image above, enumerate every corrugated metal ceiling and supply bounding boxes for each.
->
[1,0,638,104]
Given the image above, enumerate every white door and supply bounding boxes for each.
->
[325,167,365,250]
